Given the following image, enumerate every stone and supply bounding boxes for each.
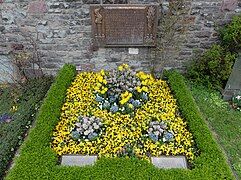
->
[28,0,48,14]
[58,30,67,38]
[0,55,15,83]
[2,12,15,24]
[196,31,212,38]
[235,9,241,13]
[151,156,188,169]
[38,20,47,26]
[223,54,241,100]
[221,0,238,11]
[0,26,5,32]
[61,155,97,166]
[37,25,49,34]
[39,38,54,44]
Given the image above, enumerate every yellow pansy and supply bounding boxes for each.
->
[51,66,195,162]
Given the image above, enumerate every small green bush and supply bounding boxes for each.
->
[220,15,241,52]
[187,45,236,89]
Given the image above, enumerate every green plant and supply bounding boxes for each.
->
[187,45,236,89]
[220,15,241,52]
[5,67,234,180]
[187,81,241,178]
[0,77,52,179]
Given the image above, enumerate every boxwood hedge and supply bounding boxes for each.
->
[6,65,234,180]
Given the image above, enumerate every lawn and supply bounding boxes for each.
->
[4,65,234,180]
[0,77,52,179]
[188,82,241,179]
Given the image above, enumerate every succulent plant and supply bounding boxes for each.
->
[71,115,104,141]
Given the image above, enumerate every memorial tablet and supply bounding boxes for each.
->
[90,5,158,47]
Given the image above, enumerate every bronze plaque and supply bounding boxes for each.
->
[90,5,158,47]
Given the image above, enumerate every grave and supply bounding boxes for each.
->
[223,53,241,100]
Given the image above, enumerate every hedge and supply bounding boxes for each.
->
[6,66,234,180]
[0,77,52,179]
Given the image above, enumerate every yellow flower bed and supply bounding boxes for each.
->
[52,67,195,161]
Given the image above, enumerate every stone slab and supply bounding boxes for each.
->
[223,54,241,100]
[151,156,188,169]
[61,155,97,167]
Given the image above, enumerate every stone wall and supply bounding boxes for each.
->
[0,0,240,80]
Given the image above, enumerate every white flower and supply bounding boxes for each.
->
[236,95,241,100]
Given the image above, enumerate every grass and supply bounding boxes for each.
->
[0,77,53,179]
[187,82,241,179]
[5,66,234,179]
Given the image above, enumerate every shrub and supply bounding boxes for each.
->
[220,15,241,52]
[187,45,236,89]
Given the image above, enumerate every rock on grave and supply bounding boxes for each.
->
[223,53,241,100]
[61,155,97,167]
[151,156,188,169]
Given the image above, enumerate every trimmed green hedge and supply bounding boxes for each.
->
[6,66,234,180]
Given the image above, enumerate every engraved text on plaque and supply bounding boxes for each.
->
[90,5,158,47]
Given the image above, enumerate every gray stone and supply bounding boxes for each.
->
[235,9,241,13]
[151,156,188,169]
[37,25,49,34]
[0,55,15,83]
[223,54,241,100]
[221,0,238,11]
[28,1,48,14]
[0,26,5,32]
[2,12,15,24]
[39,38,54,44]
[58,30,67,38]
[61,155,97,167]
[38,20,47,26]
[196,31,212,38]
